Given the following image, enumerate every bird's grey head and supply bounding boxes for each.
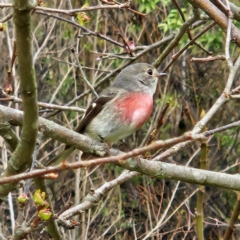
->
[112,63,166,95]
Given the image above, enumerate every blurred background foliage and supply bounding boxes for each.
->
[0,0,240,239]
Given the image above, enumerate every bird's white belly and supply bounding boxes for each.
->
[84,112,136,143]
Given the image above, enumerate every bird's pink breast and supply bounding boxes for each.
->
[115,92,153,129]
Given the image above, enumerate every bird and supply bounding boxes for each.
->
[47,63,166,165]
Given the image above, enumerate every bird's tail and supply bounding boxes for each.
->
[46,146,75,166]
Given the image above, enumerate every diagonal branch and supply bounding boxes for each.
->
[154,9,201,68]
[187,0,240,45]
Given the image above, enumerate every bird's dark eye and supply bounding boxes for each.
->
[147,69,153,75]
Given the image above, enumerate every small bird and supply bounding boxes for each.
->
[48,63,166,165]
[124,37,135,53]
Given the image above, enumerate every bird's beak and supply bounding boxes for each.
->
[156,72,167,78]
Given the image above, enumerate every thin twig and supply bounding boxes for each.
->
[231,85,240,94]
[0,88,86,112]
[0,3,12,7]
[35,3,130,16]
[51,57,112,73]
[71,48,98,98]
[225,54,240,93]
[24,132,43,194]
[36,11,124,48]
[0,13,13,23]
[100,0,146,17]
[163,21,216,72]
[225,0,233,67]
[154,9,201,68]
[190,55,225,62]
[106,12,134,57]
[172,0,212,55]
[146,103,170,146]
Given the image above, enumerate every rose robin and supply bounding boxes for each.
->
[48,63,166,165]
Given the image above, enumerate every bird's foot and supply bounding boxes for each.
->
[98,135,112,156]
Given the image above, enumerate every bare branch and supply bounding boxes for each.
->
[154,9,201,68]
[35,3,131,16]
[190,55,226,62]
[0,0,39,200]
[164,21,216,72]
[187,0,240,46]
[71,48,98,98]
[0,88,86,113]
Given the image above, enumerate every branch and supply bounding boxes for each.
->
[0,88,86,113]
[224,54,240,93]
[154,9,201,68]
[190,55,226,62]
[0,13,13,23]
[0,105,107,157]
[0,3,12,7]
[59,161,240,219]
[1,104,240,184]
[0,234,7,240]
[211,0,240,22]
[0,2,131,13]
[35,11,124,48]
[187,0,240,46]
[229,1,240,22]
[71,48,98,98]
[35,3,131,16]
[0,132,207,182]
[34,178,63,239]
[164,21,216,72]
[172,0,212,55]
[224,0,233,67]
[0,0,39,200]
[99,0,146,17]
[223,194,240,239]
[0,121,19,152]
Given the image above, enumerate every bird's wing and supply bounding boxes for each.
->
[47,88,122,166]
[75,87,121,134]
